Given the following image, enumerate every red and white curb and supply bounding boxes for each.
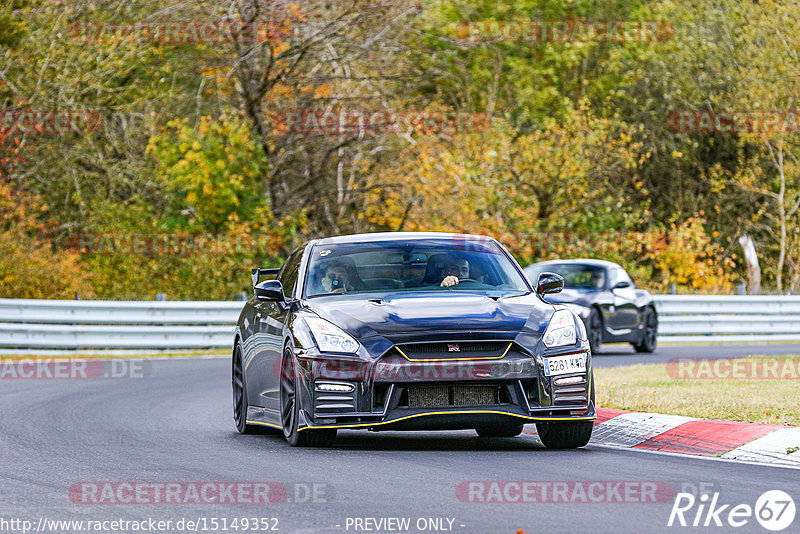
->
[528,408,800,467]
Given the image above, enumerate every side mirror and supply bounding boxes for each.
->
[612,281,631,290]
[536,272,564,297]
[254,279,285,301]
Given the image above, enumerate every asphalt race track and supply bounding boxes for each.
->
[593,343,800,367]
[1,357,798,534]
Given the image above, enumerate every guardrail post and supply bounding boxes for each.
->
[737,283,747,295]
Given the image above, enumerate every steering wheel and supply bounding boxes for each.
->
[456,278,478,284]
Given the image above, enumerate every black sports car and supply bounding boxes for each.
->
[524,259,658,354]
[233,232,595,448]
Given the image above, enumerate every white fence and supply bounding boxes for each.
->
[0,296,799,349]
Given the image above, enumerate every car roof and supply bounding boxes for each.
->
[311,231,498,246]
[525,258,621,270]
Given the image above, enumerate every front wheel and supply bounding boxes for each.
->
[587,308,603,354]
[475,423,525,438]
[536,421,593,449]
[280,349,337,447]
[232,344,256,434]
[633,308,657,353]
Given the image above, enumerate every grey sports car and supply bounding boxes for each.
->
[524,259,657,354]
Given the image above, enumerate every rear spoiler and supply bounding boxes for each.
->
[251,267,280,287]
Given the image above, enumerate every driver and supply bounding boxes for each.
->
[440,257,470,287]
[591,270,605,289]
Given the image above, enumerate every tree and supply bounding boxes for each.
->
[227,0,423,229]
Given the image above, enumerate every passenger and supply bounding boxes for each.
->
[322,260,352,293]
[320,257,368,293]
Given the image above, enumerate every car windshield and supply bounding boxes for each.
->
[528,263,606,290]
[304,238,530,298]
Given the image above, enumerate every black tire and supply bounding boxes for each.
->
[232,344,256,434]
[536,421,593,449]
[633,307,657,353]
[475,423,525,438]
[280,348,337,447]
[587,308,603,354]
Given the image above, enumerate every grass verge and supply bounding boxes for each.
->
[595,355,800,426]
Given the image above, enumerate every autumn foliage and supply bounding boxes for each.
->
[3,1,799,298]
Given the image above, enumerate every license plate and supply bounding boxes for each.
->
[543,354,586,377]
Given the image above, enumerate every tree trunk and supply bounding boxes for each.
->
[738,234,761,295]
[774,143,786,293]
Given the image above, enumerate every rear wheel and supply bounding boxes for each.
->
[536,421,593,449]
[280,348,337,447]
[587,308,603,354]
[633,308,657,353]
[475,423,525,438]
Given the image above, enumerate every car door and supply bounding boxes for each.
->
[608,267,639,333]
[248,248,303,412]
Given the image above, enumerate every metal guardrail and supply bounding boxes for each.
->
[0,299,241,349]
[655,295,800,343]
[0,296,799,349]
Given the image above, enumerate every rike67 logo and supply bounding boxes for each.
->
[669,490,795,531]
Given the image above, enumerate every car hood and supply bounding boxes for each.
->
[303,292,553,340]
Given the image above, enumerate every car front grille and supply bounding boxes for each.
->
[406,384,500,407]
[453,384,498,405]
[397,341,509,360]
[408,385,449,407]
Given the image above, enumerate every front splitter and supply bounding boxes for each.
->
[299,404,596,432]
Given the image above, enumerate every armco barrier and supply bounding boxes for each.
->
[655,295,800,343]
[0,299,241,349]
[0,296,799,349]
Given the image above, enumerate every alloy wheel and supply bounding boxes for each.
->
[280,353,297,437]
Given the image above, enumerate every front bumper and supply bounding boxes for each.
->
[292,340,594,432]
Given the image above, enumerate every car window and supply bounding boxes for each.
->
[607,267,620,288]
[304,238,530,298]
[527,263,605,290]
[613,268,635,288]
[278,247,304,299]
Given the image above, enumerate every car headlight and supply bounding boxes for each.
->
[574,312,587,340]
[304,317,360,353]
[543,310,578,348]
